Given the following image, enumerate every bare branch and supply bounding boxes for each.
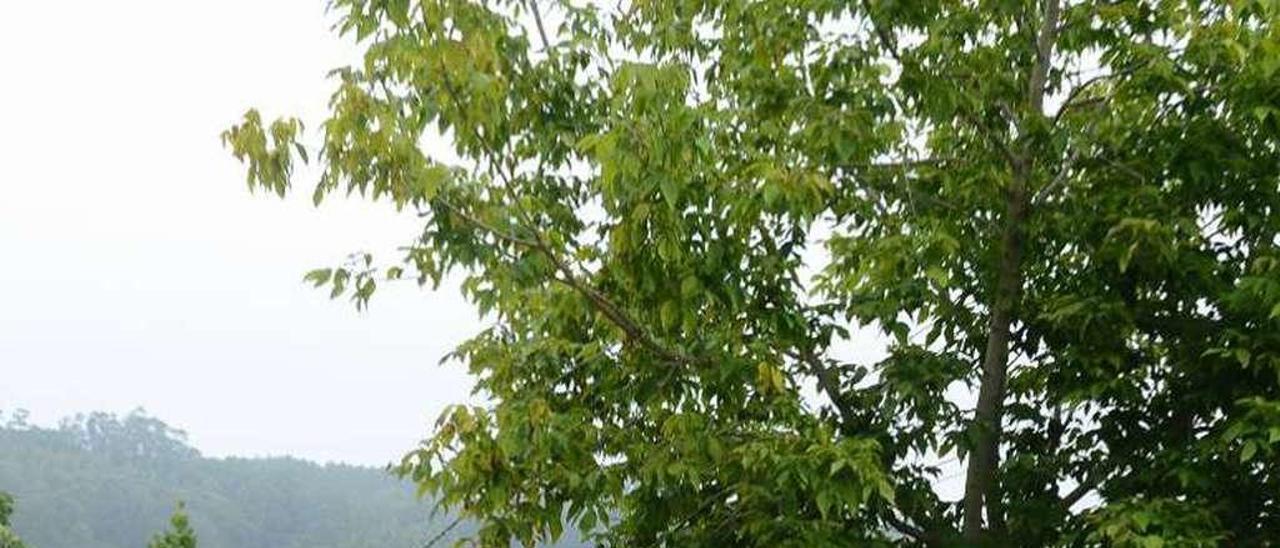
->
[525,0,552,52]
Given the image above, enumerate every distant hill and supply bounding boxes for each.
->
[0,409,557,548]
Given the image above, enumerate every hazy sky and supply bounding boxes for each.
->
[0,0,481,466]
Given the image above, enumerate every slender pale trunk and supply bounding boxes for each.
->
[962,169,1029,538]
[962,0,1058,539]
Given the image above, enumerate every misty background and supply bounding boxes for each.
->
[0,0,480,467]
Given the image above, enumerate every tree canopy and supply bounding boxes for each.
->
[1,492,27,548]
[149,503,198,548]
[224,0,1280,544]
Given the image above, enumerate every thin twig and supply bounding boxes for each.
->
[858,0,902,63]
[422,516,464,548]
[641,486,732,547]
[1032,146,1081,204]
[1051,60,1151,126]
[883,511,931,544]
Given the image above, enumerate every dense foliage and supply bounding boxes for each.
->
[225,0,1280,544]
[1,491,26,548]
[0,410,491,548]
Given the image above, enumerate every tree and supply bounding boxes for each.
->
[224,0,1280,544]
[149,503,198,548]
[59,409,201,463]
[1,492,27,548]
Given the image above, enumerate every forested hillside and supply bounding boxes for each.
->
[0,410,482,548]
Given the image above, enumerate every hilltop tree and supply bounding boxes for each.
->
[59,410,201,463]
[149,503,198,548]
[225,0,1280,544]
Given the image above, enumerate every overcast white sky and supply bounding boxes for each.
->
[0,0,481,466]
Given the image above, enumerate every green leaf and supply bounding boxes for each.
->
[303,268,332,287]
[1242,441,1258,462]
[659,300,679,330]
[680,275,700,298]
[659,179,680,211]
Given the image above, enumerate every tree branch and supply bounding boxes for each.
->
[432,200,541,249]
[421,516,464,548]
[1051,60,1150,126]
[858,0,902,64]
[641,485,732,547]
[421,13,698,368]
[858,158,954,171]
[883,512,929,544]
[790,349,859,435]
[1061,466,1110,510]
[545,250,699,365]
[1031,145,1081,205]
[860,2,1018,167]
[434,192,697,366]
[524,0,552,52]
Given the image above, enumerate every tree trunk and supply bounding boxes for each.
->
[962,0,1058,539]
[962,177,1028,539]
